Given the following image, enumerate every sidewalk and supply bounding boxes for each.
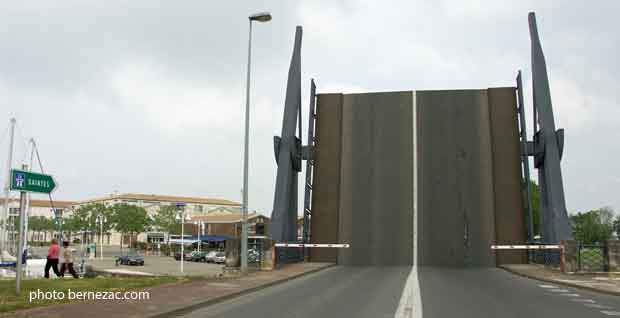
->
[501,264,620,296]
[6,262,334,318]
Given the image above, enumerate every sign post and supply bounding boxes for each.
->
[15,187,26,294]
[175,203,186,274]
[10,168,56,295]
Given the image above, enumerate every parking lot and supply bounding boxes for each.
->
[27,245,224,277]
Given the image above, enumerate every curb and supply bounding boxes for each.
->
[150,263,336,318]
[500,266,620,297]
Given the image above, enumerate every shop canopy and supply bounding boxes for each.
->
[168,235,229,245]
[195,235,229,242]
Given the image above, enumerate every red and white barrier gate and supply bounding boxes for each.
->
[490,244,562,250]
[274,243,350,248]
[491,244,565,272]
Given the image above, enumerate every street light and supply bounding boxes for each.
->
[242,10,272,274]
[52,208,63,242]
[97,215,107,260]
[175,203,189,273]
[193,221,203,253]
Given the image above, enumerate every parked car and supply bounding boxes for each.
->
[188,251,209,262]
[204,251,218,263]
[174,250,197,261]
[213,252,226,264]
[115,253,144,266]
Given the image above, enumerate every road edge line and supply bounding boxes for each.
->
[499,266,620,297]
[150,263,336,318]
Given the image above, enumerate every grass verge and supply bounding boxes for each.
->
[0,276,181,314]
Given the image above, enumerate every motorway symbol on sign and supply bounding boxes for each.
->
[10,169,56,194]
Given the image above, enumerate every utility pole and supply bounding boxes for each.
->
[22,139,35,256]
[15,164,28,295]
[2,118,16,254]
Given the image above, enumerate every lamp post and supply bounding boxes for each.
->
[194,221,203,253]
[52,208,63,242]
[97,215,107,260]
[242,11,272,274]
[175,203,188,273]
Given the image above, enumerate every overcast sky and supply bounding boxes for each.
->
[1,1,619,217]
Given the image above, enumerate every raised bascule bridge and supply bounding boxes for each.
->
[269,12,571,270]
[183,12,613,318]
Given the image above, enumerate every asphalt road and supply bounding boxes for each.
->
[181,266,619,318]
[418,267,619,317]
[182,266,411,318]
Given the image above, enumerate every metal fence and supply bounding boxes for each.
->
[247,240,264,268]
[527,242,608,272]
[275,245,304,265]
[529,246,562,269]
[576,244,605,272]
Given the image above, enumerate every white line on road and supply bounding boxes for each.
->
[560,294,580,297]
[571,299,596,303]
[538,285,558,289]
[601,311,620,316]
[549,289,570,293]
[585,304,612,309]
[394,90,421,318]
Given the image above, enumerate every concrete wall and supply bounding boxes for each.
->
[337,92,414,265]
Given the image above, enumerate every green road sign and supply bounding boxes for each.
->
[10,169,56,194]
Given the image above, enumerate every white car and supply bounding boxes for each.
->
[213,252,226,264]
[204,251,218,263]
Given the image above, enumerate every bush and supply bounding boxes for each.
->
[131,241,147,251]
[159,244,171,256]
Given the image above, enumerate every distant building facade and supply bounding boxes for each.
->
[72,193,243,245]
[3,193,270,247]
[190,212,270,238]
[4,198,75,243]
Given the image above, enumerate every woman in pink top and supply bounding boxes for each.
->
[44,238,61,278]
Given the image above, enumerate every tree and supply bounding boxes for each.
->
[570,207,615,244]
[28,216,45,242]
[71,203,112,244]
[523,179,541,239]
[41,217,55,242]
[613,215,620,239]
[110,204,150,252]
[151,205,180,235]
[63,213,82,242]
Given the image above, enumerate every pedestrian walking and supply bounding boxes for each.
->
[60,241,79,279]
[44,238,61,278]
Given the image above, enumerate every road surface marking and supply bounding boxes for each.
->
[585,304,612,309]
[394,90,421,318]
[601,311,620,316]
[549,289,569,292]
[560,294,580,297]
[556,279,592,284]
[539,285,558,289]
[571,299,596,303]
